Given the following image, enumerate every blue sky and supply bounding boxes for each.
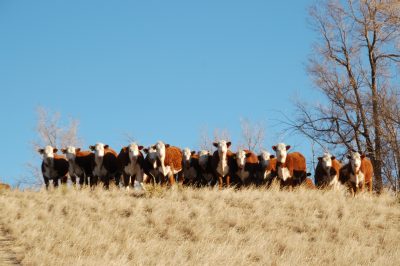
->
[0,0,321,185]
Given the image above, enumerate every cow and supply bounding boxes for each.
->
[117,143,145,190]
[197,150,215,186]
[61,146,95,187]
[234,149,259,186]
[339,152,374,195]
[38,145,69,189]
[182,148,200,186]
[314,153,342,190]
[153,141,183,185]
[303,177,316,189]
[272,143,308,188]
[89,143,119,189]
[257,150,277,186]
[0,182,11,190]
[142,146,161,184]
[211,140,236,189]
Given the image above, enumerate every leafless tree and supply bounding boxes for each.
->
[292,0,400,192]
[239,118,265,153]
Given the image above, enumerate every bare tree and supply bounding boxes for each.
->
[292,0,400,192]
[239,118,265,153]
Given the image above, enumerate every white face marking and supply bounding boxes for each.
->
[128,143,140,161]
[42,145,55,160]
[259,150,271,168]
[236,150,247,169]
[274,143,288,163]
[216,140,228,155]
[93,143,105,158]
[321,153,332,170]
[350,152,362,173]
[146,147,158,169]
[65,146,77,160]
[155,141,166,161]
[215,140,230,176]
[183,148,191,163]
[198,150,210,169]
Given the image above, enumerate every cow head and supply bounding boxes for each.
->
[143,146,158,170]
[89,143,109,158]
[272,143,290,163]
[347,152,364,173]
[61,146,81,160]
[182,148,195,166]
[198,150,210,170]
[153,141,170,162]
[38,145,58,161]
[213,140,231,156]
[128,143,143,161]
[235,149,250,169]
[258,150,275,168]
[318,153,334,171]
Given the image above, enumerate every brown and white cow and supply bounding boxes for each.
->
[234,149,259,186]
[182,148,200,186]
[117,143,145,190]
[272,143,308,188]
[38,145,69,189]
[89,143,119,189]
[153,141,183,185]
[339,152,373,195]
[197,150,215,186]
[257,150,277,186]
[61,146,95,187]
[211,140,236,188]
[314,153,342,190]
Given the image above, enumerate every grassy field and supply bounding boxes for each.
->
[0,185,400,266]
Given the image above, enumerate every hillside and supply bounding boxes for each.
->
[0,186,399,265]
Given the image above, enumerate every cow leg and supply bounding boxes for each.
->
[79,175,85,187]
[60,176,68,185]
[53,178,59,188]
[168,173,175,186]
[218,176,223,189]
[103,176,110,189]
[123,173,130,190]
[44,177,50,190]
[70,174,77,186]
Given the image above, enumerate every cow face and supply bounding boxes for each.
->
[348,152,362,173]
[258,150,274,168]
[128,143,143,161]
[272,143,290,163]
[89,143,108,158]
[144,147,158,169]
[62,146,81,160]
[154,141,169,162]
[213,140,231,155]
[182,148,192,163]
[236,149,248,169]
[318,153,333,170]
[198,150,210,169]
[38,145,57,161]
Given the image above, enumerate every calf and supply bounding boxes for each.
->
[89,143,119,189]
[257,150,277,186]
[211,140,236,188]
[38,146,69,189]
[197,150,215,186]
[61,146,95,187]
[272,143,308,188]
[339,152,373,195]
[182,148,200,186]
[117,143,145,190]
[234,149,259,186]
[314,153,342,190]
[153,141,183,185]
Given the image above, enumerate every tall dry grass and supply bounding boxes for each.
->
[0,186,399,265]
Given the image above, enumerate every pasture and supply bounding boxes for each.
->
[0,186,399,265]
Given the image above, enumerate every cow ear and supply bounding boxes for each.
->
[245,153,252,158]
[191,151,196,156]
[270,155,275,159]
[318,157,322,162]
[347,155,351,159]
[38,148,44,154]
[272,146,277,151]
[61,148,67,154]
[89,145,95,151]
[104,145,109,149]
[152,145,156,149]
[76,148,81,152]
[138,146,144,151]
[361,154,366,159]
[53,148,58,153]
[257,155,262,161]
[227,142,231,148]
[143,148,149,154]
[213,142,218,148]
[331,156,336,160]
[286,145,291,151]
[165,144,170,148]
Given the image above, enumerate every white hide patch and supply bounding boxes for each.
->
[128,143,140,160]
[277,166,291,181]
[216,140,229,177]
[350,171,365,188]
[259,151,271,168]
[236,150,246,169]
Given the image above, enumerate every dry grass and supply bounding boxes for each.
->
[0,185,400,266]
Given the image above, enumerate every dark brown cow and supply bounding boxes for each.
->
[61,146,95,187]
[339,152,374,195]
[89,143,119,189]
[272,143,308,188]
[234,149,259,186]
[142,146,161,184]
[153,141,183,185]
[182,148,200,186]
[211,140,236,189]
[314,153,342,190]
[197,150,215,186]
[117,143,145,190]
[38,145,69,189]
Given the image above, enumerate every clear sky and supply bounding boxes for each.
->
[0,0,321,186]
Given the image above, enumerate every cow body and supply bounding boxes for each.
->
[211,141,236,188]
[197,150,215,186]
[38,146,69,189]
[234,149,259,186]
[89,143,119,189]
[314,153,342,190]
[182,148,201,186]
[118,143,145,190]
[339,152,373,195]
[62,147,95,187]
[154,141,183,185]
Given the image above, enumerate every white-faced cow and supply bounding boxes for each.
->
[182,148,200,186]
[211,140,236,188]
[89,143,119,189]
[38,145,69,189]
[272,143,308,188]
[117,143,145,190]
[61,146,95,187]
[234,149,259,186]
[314,153,342,190]
[257,150,277,186]
[153,141,183,185]
[143,146,161,184]
[197,150,215,186]
[339,152,373,195]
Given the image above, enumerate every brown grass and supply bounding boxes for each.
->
[0,185,400,265]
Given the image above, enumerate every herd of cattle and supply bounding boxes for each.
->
[38,140,374,195]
